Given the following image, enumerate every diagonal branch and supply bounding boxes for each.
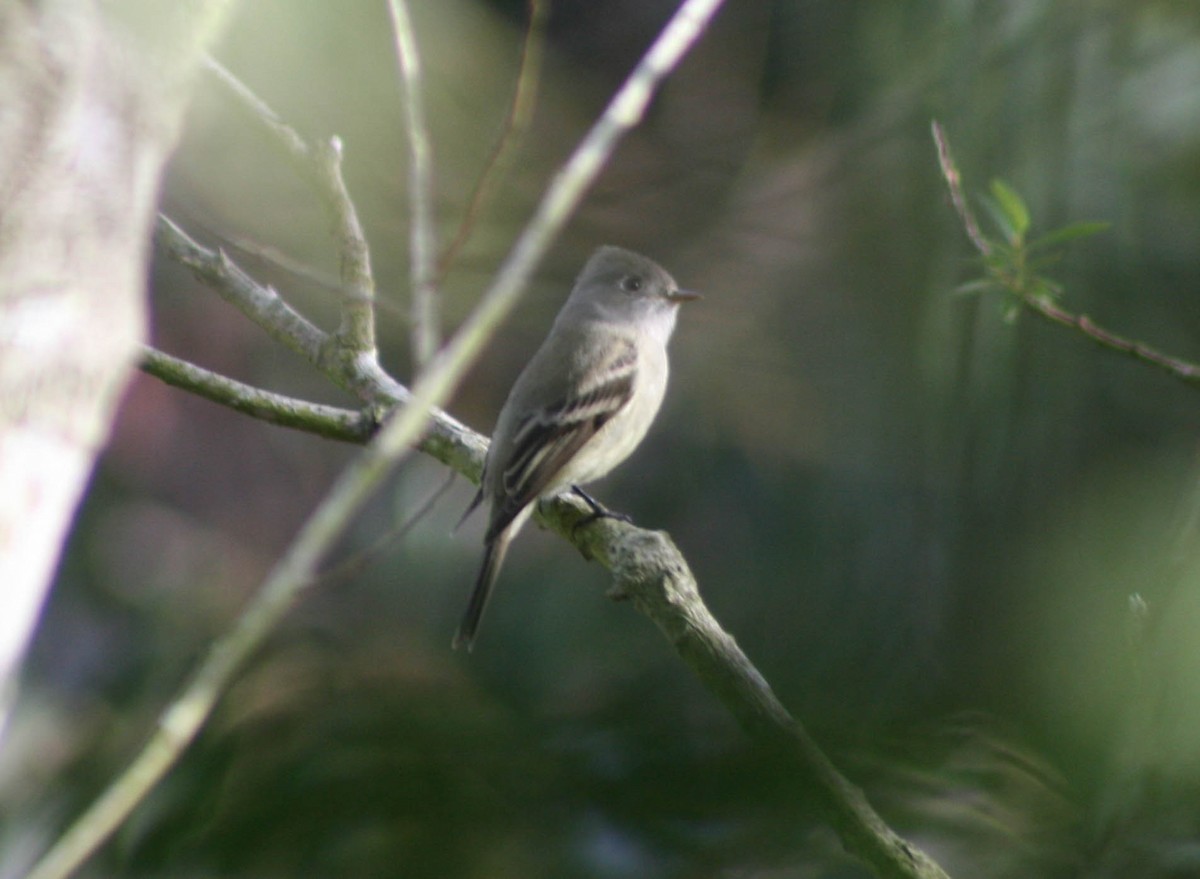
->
[931,121,991,258]
[555,511,952,879]
[155,213,393,406]
[1028,303,1200,385]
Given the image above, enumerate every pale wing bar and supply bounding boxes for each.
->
[487,341,637,539]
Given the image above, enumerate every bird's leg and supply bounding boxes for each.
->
[570,485,633,531]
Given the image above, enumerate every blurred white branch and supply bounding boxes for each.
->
[387,0,441,369]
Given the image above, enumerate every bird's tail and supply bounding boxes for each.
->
[452,529,513,651]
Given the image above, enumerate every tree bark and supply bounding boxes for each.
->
[0,0,232,733]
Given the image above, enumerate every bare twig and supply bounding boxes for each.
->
[203,59,377,356]
[139,347,375,442]
[317,136,378,355]
[931,120,991,257]
[438,0,549,277]
[318,468,457,586]
[203,57,312,162]
[156,214,393,406]
[933,119,1200,390]
[221,231,345,295]
[387,0,440,369]
[1027,300,1200,386]
[156,215,329,364]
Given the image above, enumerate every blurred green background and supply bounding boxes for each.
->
[8,1,1200,877]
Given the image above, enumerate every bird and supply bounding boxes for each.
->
[453,245,699,650]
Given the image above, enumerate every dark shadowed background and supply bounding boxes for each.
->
[8,2,1200,877]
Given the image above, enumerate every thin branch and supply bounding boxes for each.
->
[202,57,313,163]
[1026,300,1200,386]
[387,0,440,369]
[317,467,457,586]
[139,347,375,443]
[438,0,549,277]
[219,231,345,295]
[317,136,378,355]
[203,59,377,356]
[155,215,329,364]
[931,120,991,257]
[157,213,388,405]
[933,119,1200,390]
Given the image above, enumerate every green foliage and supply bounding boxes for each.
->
[984,179,1030,245]
[957,177,1109,319]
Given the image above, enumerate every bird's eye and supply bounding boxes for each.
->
[621,276,643,293]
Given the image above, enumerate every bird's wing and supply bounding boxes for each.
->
[486,339,637,540]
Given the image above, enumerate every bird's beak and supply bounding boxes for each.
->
[666,288,702,303]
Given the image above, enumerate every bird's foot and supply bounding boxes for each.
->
[570,485,633,533]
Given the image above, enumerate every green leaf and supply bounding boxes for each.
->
[989,179,1030,241]
[1028,220,1110,252]
[979,194,1017,245]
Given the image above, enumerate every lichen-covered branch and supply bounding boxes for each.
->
[139,347,375,442]
[549,510,952,879]
[155,215,329,363]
